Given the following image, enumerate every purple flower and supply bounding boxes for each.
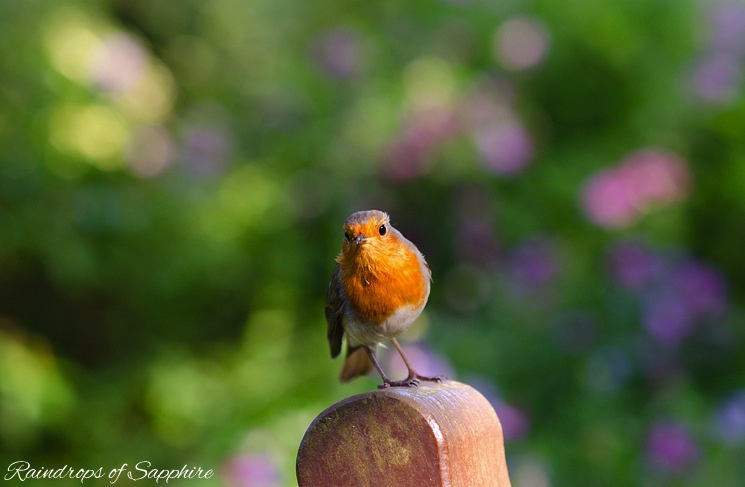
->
[455,219,500,268]
[713,390,745,445]
[607,241,664,291]
[311,28,364,79]
[709,4,745,55]
[461,82,533,176]
[672,261,727,318]
[451,186,500,267]
[467,377,530,441]
[605,238,729,346]
[221,453,281,487]
[180,124,232,178]
[642,291,696,345]
[690,3,745,104]
[691,54,742,103]
[621,252,728,345]
[383,108,459,181]
[646,421,699,473]
[493,401,530,442]
[507,237,559,293]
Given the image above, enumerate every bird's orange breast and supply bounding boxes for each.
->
[338,242,428,325]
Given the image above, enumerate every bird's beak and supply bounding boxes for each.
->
[354,234,367,245]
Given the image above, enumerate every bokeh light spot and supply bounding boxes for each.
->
[89,33,148,93]
[50,103,129,169]
[404,57,457,110]
[312,27,364,79]
[714,390,745,445]
[646,421,699,473]
[222,453,282,487]
[126,125,174,178]
[582,149,691,228]
[494,16,549,71]
[512,457,551,487]
[44,8,102,83]
[473,121,534,174]
[0,328,75,445]
[113,62,176,123]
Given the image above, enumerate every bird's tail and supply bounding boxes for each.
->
[340,346,373,382]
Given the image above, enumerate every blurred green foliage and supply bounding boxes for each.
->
[2,0,745,485]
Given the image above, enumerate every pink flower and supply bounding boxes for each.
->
[494,16,550,71]
[90,34,148,93]
[582,149,691,228]
[221,454,281,487]
[473,121,534,175]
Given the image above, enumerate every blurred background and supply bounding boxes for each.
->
[1,0,745,485]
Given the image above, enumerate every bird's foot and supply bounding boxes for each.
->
[377,373,446,388]
[378,377,421,389]
[413,374,446,383]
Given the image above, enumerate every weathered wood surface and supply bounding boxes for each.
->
[296,380,511,486]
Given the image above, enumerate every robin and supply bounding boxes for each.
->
[325,210,443,388]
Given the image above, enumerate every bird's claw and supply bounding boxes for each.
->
[378,377,421,389]
[415,374,446,383]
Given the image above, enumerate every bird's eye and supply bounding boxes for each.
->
[378,224,387,236]
[344,231,351,242]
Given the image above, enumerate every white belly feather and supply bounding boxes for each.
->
[343,302,425,348]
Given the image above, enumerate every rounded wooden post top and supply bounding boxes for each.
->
[296,380,511,486]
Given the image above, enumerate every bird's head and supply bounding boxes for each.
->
[337,210,394,262]
[342,209,390,246]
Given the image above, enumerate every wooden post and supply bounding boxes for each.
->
[296,380,511,486]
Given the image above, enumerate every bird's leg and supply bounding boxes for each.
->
[391,338,446,383]
[363,345,419,388]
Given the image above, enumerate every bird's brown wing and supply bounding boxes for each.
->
[325,264,345,358]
